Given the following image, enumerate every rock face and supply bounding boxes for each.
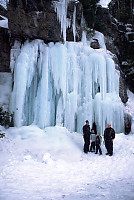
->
[8,0,83,43]
[90,39,100,49]
[0,0,134,96]
[108,0,134,93]
[0,4,10,72]
[0,27,10,72]
[93,0,134,95]
[0,5,8,17]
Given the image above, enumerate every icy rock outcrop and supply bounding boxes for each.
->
[10,39,124,135]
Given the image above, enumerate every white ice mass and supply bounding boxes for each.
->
[10,39,124,135]
[98,0,112,8]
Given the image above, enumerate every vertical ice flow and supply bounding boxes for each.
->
[10,40,124,135]
[54,0,77,42]
[54,0,71,42]
[73,6,76,42]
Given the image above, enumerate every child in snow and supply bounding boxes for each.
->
[90,129,96,152]
[95,132,102,155]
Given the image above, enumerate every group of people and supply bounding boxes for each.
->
[83,120,115,156]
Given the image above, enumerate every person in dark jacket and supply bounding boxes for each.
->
[90,129,96,152]
[104,124,115,156]
[125,124,131,135]
[92,122,97,134]
[95,132,102,155]
[83,120,90,153]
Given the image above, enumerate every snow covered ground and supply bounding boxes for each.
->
[0,125,134,200]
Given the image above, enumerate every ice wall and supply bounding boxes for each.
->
[10,39,124,134]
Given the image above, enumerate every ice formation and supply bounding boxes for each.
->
[54,0,77,42]
[9,0,124,135]
[10,39,124,135]
[54,0,71,42]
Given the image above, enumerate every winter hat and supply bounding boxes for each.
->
[97,132,100,136]
[86,120,89,123]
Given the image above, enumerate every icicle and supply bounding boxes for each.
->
[54,0,72,42]
[81,31,87,44]
[73,6,76,41]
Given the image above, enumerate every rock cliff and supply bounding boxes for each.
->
[93,0,134,94]
[0,0,134,96]
[8,0,83,43]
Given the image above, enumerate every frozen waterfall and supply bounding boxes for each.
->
[10,39,124,134]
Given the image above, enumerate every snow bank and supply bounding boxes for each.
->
[0,72,12,110]
[2,125,82,162]
[0,126,134,200]
[98,0,111,8]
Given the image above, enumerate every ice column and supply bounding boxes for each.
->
[54,0,71,42]
[54,0,77,42]
[73,6,76,41]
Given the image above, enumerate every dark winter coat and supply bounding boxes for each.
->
[104,127,115,142]
[96,136,102,146]
[83,125,90,140]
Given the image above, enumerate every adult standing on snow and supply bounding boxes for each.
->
[83,120,90,153]
[104,124,115,156]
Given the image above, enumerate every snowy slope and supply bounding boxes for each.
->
[0,126,134,200]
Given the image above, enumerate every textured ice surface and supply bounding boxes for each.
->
[54,0,71,42]
[10,40,124,134]
[54,0,77,42]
